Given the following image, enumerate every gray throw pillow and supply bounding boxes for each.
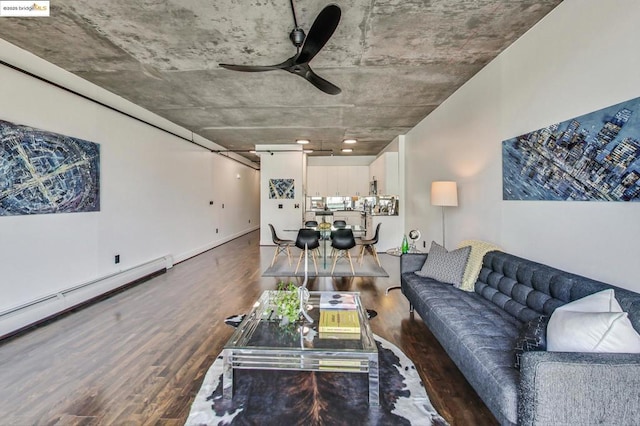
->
[415,241,471,287]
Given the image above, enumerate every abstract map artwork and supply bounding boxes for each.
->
[269,178,294,199]
[503,97,640,201]
[0,120,100,216]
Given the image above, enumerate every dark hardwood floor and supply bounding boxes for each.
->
[0,230,497,425]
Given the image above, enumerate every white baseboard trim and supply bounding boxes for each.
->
[173,225,260,264]
[0,255,170,339]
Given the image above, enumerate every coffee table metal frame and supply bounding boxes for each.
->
[222,290,379,405]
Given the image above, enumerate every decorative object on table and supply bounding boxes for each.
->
[408,229,421,252]
[430,181,458,248]
[502,96,640,202]
[268,178,295,199]
[272,282,301,324]
[185,335,448,426]
[319,292,357,310]
[0,119,100,216]
[401,234,409,254]
[298,243,313,323]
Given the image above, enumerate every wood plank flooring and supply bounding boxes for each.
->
[0,230,497,425]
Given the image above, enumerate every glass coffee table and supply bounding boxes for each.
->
[222,290,379,405]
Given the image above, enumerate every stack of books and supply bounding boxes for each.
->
[319,292,357,310]
[319,293,360,339]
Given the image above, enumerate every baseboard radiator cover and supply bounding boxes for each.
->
[0,256,172,339]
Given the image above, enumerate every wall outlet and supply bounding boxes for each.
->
[115,254,120,264]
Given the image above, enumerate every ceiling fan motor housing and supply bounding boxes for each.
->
[289,27,306,47]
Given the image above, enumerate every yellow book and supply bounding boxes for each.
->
[319,331,360,340]
[319,310,360,333]
[318,359,362,371]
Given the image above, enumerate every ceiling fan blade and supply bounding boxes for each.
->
[296,4,341,65]
[220,56,296,72]
[219,63,282,72]
[303,67,341,95]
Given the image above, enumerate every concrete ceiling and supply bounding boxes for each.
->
[0,0,562,162]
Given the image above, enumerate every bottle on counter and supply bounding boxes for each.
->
[401,234,409,254]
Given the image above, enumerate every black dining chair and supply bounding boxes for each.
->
[333,220,347,228]
[357,223,381,267]
[330,228,356,275]
[304,220,319,228]
[268,224,295,267]
[294,228,321,274]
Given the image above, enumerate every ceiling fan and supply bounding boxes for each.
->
[219,1,342,95]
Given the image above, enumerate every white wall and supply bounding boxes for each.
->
[0,40,260,318]
[404,0,640,291]
[258,145,305,245]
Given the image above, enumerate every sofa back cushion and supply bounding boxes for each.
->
[475,251,640,330]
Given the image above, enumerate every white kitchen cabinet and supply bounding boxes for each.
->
[368,152,398,195]
[307,165,369,196]
[307,166,326,196]
[347,166,370,196]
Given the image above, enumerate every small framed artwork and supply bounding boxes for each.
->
[269,178,295,199]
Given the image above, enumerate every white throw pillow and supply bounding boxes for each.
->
[555,289,622,313]
[547,289,640,353]
[547,310,640,353]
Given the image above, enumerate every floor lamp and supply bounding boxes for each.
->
[431,181,458,248]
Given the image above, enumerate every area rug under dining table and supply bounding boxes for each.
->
[185,335,448,425]
[262,254,389,278]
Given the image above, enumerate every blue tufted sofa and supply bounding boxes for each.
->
[400,250,640,426]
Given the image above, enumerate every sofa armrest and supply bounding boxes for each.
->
[400,253,428,274]
[519,351,640,426]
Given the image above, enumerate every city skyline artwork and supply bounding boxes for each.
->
[503,96,640,201]
[0,120,100,216]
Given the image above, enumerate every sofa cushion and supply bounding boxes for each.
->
[402,273,521,425]
[475,252,570,322]
[415,241,470,286]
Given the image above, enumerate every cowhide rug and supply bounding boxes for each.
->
[185,334,448,425]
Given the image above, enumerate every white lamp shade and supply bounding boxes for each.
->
[431,181,458,206]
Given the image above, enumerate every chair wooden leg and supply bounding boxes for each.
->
[271,246,280,267]
[311,251,318,275]
[294,251,304,274]
[358,244,366,265]
[286,245,292,266]
[330,250,340,274]
[372,246,381,267]
[346,251,355,275]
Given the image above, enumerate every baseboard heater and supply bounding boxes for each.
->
[0,255,173,340]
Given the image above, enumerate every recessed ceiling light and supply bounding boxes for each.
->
[341,148,353,153]
[343,139,357,144]
[296,139,310,144]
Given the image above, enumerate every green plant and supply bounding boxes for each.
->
[273,282,300,323]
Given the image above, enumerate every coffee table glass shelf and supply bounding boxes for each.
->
[223,290,379,405]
